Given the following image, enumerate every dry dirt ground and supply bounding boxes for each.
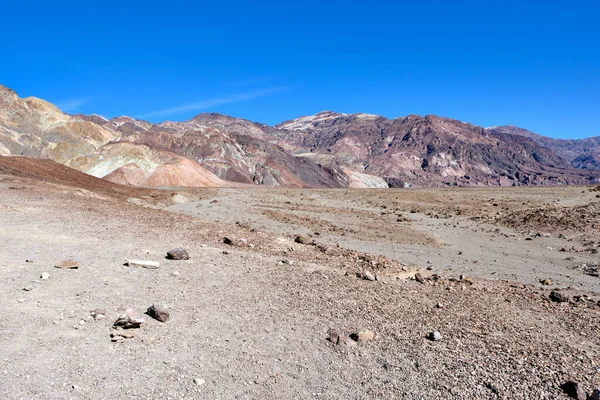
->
[1,162,599,399]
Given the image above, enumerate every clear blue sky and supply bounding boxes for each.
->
[1,0,598,138]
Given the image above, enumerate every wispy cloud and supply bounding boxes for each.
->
[224,76,276,88]
[138,87,287,120]
[223,73,299,89]
[57,97,90,113]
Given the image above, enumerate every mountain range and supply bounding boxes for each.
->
[1,84,599,188]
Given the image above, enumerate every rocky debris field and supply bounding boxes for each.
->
[1,169,600,398]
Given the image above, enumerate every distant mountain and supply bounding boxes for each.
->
[0,85,118,162]
[485,126,600,169]
[570,152,600,170]
[275,112,594,186]
[0,85,350,188]
[1,84,598,188]
[101,112,348,187]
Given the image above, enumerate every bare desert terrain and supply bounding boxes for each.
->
[1,157,599,399]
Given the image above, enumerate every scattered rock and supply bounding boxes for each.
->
[294,235,312,245]
[540,278,553,286]
[337,334,358,347]
[560,381,587,400]
[40,272,50,280]
[359,270,377,281]
[113,309,145,329]
[193,378,205,386]
[222,250,230,255]
[486,382,500,394]
[22,286,34,292]
[110,330,135,342]
[462,276,474,285]
[427,331,442,341]
[111,331,135,339]
[166,248,189,260]
[322,246,343,256]
[571,263,600,277]
[550,290,570,303]
[124,259,160,269]
[91,308,107,319]
[146,304,170,322]
[327,328,339,344]
[54,260,79,269]
[414,273,425,283]
[350,329,376,342]
[328,328,363,347]
[223,237,248,247]
[436,302,443,309]
[25,259,34,263]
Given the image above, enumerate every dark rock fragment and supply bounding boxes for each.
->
[560,381,586,400]
[146,304,170,322]
[166,248,189,260]
[550,290,569,303]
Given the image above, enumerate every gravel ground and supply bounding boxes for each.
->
[1,169,599,399]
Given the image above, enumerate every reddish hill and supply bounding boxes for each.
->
[0,156,153,199]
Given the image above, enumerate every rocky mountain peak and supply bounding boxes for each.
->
[277,111,348,131]
[0,84,19,105]
[191,112,237,122]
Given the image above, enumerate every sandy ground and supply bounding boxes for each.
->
[1,170,599,399]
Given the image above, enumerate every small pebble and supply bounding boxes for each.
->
[193,378,205,386]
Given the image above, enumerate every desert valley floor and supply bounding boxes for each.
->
[1,157,599,399]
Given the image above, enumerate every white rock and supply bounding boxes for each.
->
[193,378,205,386]
[124,260,160,269]
[113,309,145,328]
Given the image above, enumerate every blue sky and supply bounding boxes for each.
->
[1,0,599,139]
